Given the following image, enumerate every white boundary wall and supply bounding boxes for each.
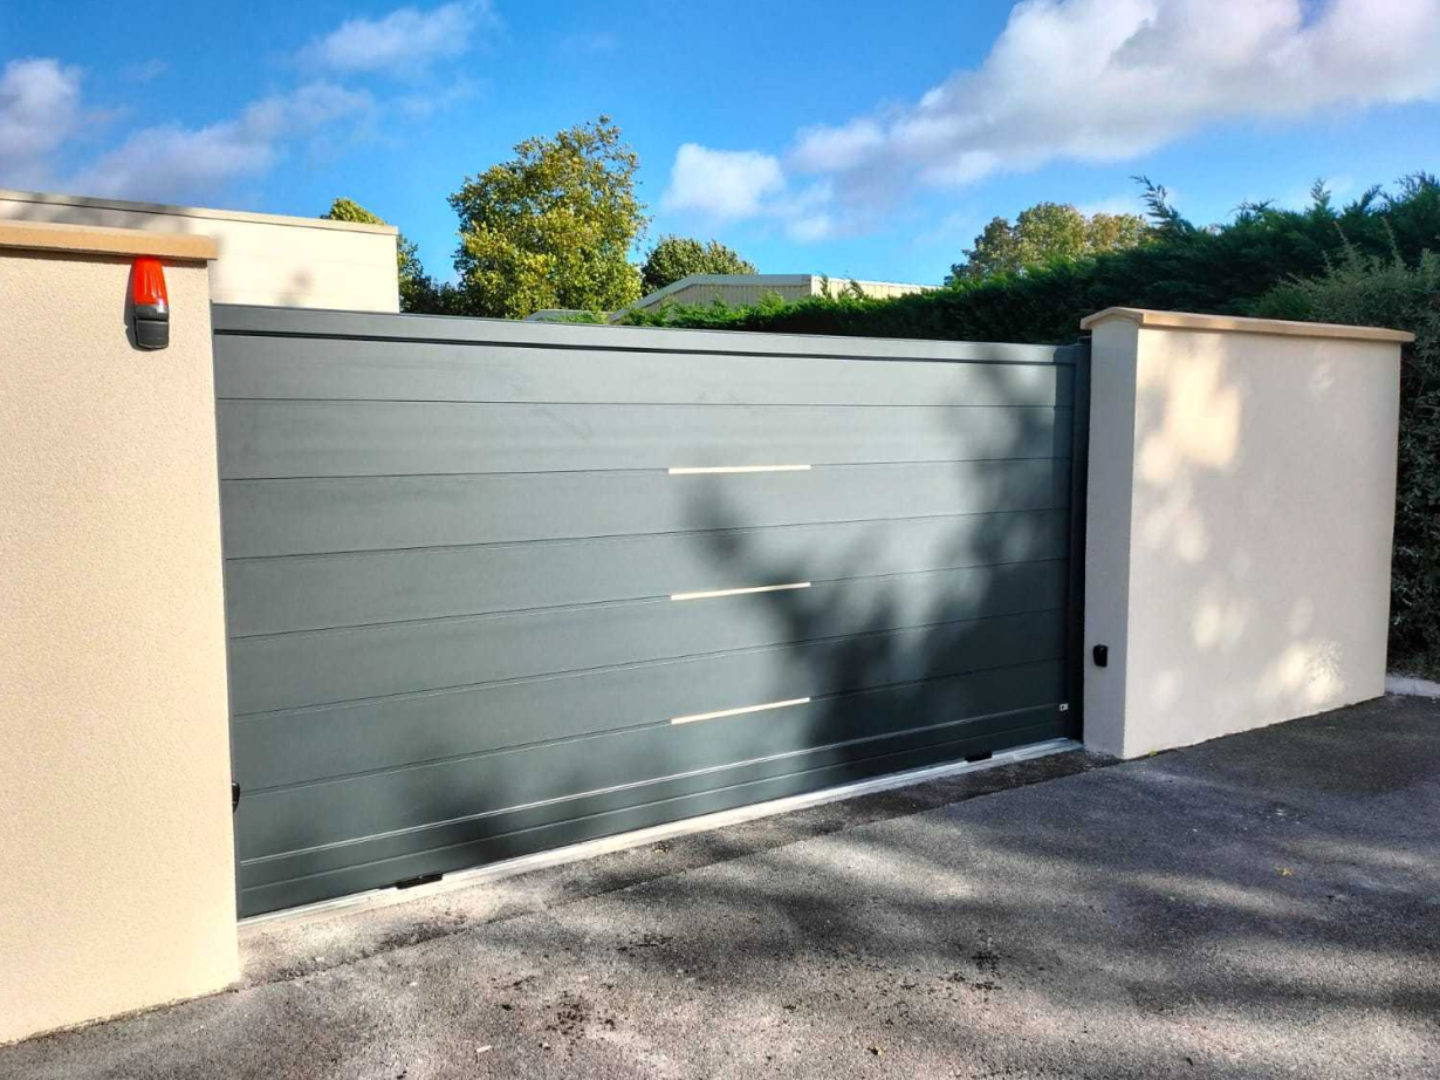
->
[0,188,399,313]
[1081,308,1408,758]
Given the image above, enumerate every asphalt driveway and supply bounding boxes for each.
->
[6,695,1437,1079]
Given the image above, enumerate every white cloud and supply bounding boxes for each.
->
[122,59,169,83]
[692,0,1440,234]
[771,180,838,242]
[660,146,841,242]
[301,1,490,75]
[799,0,1440,191]
[396,76,480,118]
[661,145,841,241]
[791,119,884,173]
[245,81,373,137]
[71,82,371,202]
[661,144,785,219]
[785,213,834,242]
[2,3,488,205]
[0,58,83,188]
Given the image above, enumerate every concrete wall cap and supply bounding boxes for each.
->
[1080,306,1414,344]
[0,188,396,236]
[0,219,218,262]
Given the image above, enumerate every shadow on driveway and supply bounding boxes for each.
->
[6,695,1438,1079]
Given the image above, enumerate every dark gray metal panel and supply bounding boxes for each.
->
[239,705,1065,914]
[221,458,1071,558]
[232,609,1065,790]
[237,660,1066,864]
[229,560,1067,714]
[1063,342,1091,740]
[214,307,1085,916]
[213,334,1073,406]
[216,400,1071,478]
[225,510,1070,636]
[211,303,1076,365]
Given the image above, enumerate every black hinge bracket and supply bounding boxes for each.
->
[232,782,241,812]
[394,872,444,890]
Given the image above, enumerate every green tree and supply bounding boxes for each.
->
[321,197,442,313]
[1085,211,1152,255]
[948,201,1152,283]
[448,116,647,318]
[640,235,756,294]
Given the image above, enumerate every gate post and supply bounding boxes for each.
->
[0,222,238,1042]
[1079,308,1408,758]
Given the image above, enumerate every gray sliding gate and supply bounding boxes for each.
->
[214,306,1088,916]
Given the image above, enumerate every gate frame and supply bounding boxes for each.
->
[212,304,1093,916]
[1062,338,1091,741]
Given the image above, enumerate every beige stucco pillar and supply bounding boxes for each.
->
[1080,308,1409,759]
[0,222,238,1042]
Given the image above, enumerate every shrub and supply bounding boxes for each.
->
[619,175,1440,344]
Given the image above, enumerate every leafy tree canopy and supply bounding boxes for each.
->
[322,197,439,313]
[449,116,648,318]
[323,196,384,226]
[640,235,756,294]
[948,201,1152,283]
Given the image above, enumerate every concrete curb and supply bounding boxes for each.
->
[1386,674,1440,699]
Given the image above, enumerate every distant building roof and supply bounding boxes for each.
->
[617,273,937,321]
[523,309,596,323]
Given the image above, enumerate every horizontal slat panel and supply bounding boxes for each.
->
[212,305,1077,365]
[230,560,1067,714]
[221,458,1072,558]
[214,335,1072,406]
[239,707,1066,915]
[225,510,1069,636]
[237,659,1066,862]
[233,609,1065,788]
[216,400,1071,478]
[217,314,1085,917]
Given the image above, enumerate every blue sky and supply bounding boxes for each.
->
[3,0,1438,286]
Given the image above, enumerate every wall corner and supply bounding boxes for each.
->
[1076,308,1402,761]
[1080,316,1141,757]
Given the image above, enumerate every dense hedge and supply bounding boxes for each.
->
[620,177,1440,344]
[624,176,1440,676]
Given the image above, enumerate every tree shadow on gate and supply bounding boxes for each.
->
[664,352,1079,806]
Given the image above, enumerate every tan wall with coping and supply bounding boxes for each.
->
[0,188,400,313]
[1082,308,1406,758]
[0,222,238,1043]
